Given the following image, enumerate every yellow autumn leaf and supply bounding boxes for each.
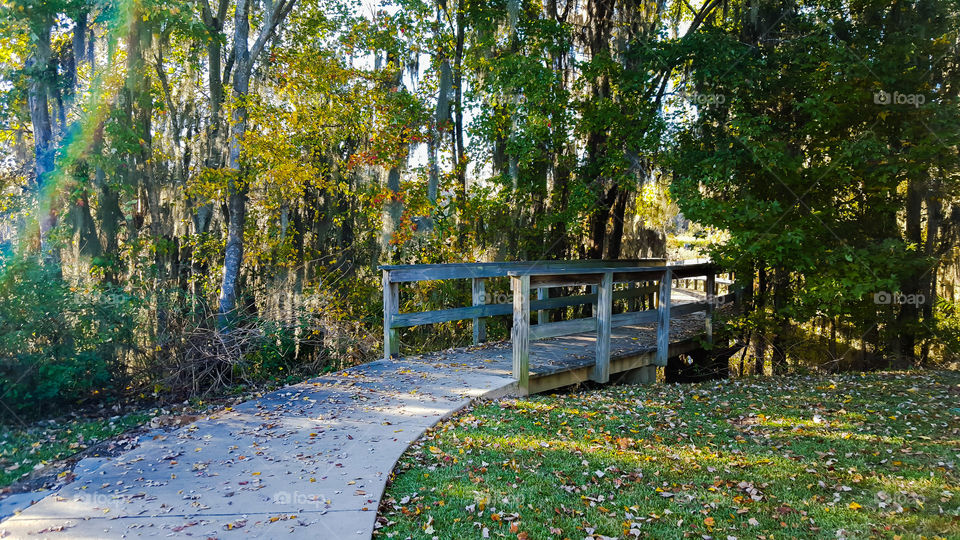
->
[848,502,862,510]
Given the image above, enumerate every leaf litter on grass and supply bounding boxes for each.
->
[376,370,960,539]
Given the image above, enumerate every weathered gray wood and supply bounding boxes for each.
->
[618,284,659,300]
[537,287,548,324]
[381,260,729,387]
[530,274,604,288]
[610,309,658,327]
[414,261,698,281]
[529,317,597,340]
[381,259,666,272]
[620,364,656,384]
[382,259,666,283]
[509,265,668,277]
[472,277,486,344]
[383,271,400,359]
[511,274,531,394]
[705,272,715,345]
[391,302,511,328]
[592,271,613,383]
[590,284,598,317]
[388,285,660,330]
[671,301,710,317]
[655,268,672,366]
[527,338,701,394]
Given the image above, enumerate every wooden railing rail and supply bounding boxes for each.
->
[380,259,740,393]
[381,259,665,358]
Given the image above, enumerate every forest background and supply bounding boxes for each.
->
[1,0,959,419]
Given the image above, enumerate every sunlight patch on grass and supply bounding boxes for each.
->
[0,412,151,487]
[377,371,960,539]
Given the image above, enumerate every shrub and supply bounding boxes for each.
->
[0,258,135,420]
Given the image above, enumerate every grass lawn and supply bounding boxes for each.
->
[376,370,960,539]
[0,412,152,488]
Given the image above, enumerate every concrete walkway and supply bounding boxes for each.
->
[0,355,517,539]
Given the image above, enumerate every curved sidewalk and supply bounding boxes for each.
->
[0,352,517,538]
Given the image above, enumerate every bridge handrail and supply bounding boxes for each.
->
[381,259,744,393]
[378,259,666,283]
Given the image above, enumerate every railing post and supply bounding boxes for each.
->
[655,268,672,366]
[590,284,598,317]
[383,270,400,360]
[511,274,531,394]
[537,287,548,324]
[705,270,715,346]
[591,271,613,383]
[472,277,487,345]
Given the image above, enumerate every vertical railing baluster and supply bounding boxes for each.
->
[472,277,486,345]
[511,274,531,394]
[655,268,672,366]
[591,271,613,383]
[537,287,547,325]
[705,270,715,346]
[383,270,400,360]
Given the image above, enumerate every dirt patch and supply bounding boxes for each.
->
[0,427,148,499]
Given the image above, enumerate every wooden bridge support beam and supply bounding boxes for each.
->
[619,364,656,384]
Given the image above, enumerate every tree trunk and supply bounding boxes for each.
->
[607,189,629,259]
[752,263,767,375]
[452,3,466,207]
[26,18,61,267]
[379,51,405,258]
[895,175,924,363]
[428,3,452,218]
[771,265,789,375]
[216,0,297,325]
[218,66,251,326]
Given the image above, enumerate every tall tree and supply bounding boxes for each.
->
[217,0,297,326]
[670,0,960,368]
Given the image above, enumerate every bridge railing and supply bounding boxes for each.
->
[380,259,666,356]
[380,259,739,392]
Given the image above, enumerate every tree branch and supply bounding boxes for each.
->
[250,0,296,65]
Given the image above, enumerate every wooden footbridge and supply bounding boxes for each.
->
[381,260,742,394]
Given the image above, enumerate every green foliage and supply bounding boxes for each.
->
[237,320,302,383]
[933,299,960,362]
[669,0,960,363]
[0,258,136,420]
